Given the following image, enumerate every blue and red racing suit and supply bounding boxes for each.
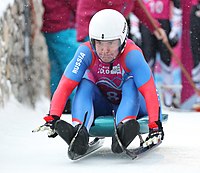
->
[48,39,162,130]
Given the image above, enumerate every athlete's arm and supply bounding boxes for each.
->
[50,44,93,116]
[125,50,160,128]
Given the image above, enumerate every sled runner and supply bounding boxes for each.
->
[66,113,168,160]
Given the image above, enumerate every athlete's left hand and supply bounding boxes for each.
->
[143,121,164,147]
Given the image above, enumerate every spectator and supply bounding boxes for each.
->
[190,0,200,110]
[130,0,182,107]
[76,0,168,43]
[42,0,79,113]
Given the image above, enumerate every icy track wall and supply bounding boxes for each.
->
[0,0,49,108]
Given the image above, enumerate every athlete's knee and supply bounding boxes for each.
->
[122,79,138,98]
[78,78,94,90]
[76,79,95,98]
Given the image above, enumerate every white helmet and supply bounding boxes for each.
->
[89,9,128,49]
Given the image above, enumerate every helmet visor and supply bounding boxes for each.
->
[93,39,121,63]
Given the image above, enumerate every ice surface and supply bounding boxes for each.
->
[0,95,200,173]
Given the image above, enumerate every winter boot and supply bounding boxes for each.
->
[55,120,76,145]
[55,120,89,155]
[70,125,89,155]
[111,119,140,153]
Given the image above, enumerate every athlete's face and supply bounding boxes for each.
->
[95,39,120,63]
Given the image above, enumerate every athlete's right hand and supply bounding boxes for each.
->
[32,115,60,138]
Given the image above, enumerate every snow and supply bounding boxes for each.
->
[0,0,14,17]
[1,95,200,173]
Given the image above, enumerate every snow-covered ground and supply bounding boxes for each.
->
[0,95,200,173]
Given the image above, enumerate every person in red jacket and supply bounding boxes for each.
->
[76,0,168,43]
[42,0,80,113]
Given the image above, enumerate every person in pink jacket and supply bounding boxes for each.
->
[130,0,182,108]
[190,0,200,110]
[76,0,167,42]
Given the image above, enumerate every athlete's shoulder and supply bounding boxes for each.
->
[79,41,97,68]
[79,41,95,57]
[124,39,143,53]
[119,39,145,72]
[75,41,94,60]
[83,41,92,49]
[120,39,143,63]
[77,41,91,51]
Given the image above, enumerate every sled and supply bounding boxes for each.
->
[89,113,168,137]
[68,113,168,160]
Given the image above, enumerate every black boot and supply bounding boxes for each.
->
[55,120,76,145]
[112,119,140,153]
[70,125,89,155]
[55,120,89,155]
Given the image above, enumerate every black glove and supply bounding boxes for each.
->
[43,115,60,138]
[169,33,179,47]
[143,121,164,147]
[169,7,182,47]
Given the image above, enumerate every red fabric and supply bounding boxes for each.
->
[192,0,199,5]
[41,0,78,33]
[50,75,79,116]
[121,116,137,123]
[43,115,54,122]
[133,0,160,32]
[72,118,83,124]
[148,121,158,129]
[76,0,160,41]
[138,76,160,128]
[141,0,171,20]
[181,0,194,102]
